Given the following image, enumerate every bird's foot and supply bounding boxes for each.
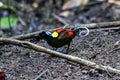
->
[53,48,63,52]
[65,46,70,54]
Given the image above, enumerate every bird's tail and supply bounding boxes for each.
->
[75,27,89,37]
[63,24,89,37]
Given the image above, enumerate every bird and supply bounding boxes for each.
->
[39,26,89,54]
[40,28,76,53]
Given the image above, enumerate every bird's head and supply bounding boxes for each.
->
[40,31,52,38]
[41,30,60,38]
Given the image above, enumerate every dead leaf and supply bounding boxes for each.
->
[32,2,39,8]
[108,0,120,5]
[59,11,73,17]
[62,0,89,10]
[60,0,89,17]
[0,71,6,80]
[114,40,120,48]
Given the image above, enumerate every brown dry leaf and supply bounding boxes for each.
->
[114,40,120,48]
[108,0,120,5]
[60,0,89,17]
[0,71,6,80]
[32,2,39,8]
[59,11,73,17]
[62,0,89,10]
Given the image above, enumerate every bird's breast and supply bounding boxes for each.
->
[46,38,72,48]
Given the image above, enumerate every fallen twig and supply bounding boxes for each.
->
[52,13,68,24]
[11,21,120,40]
[108,47,120,54]
[79,21,120,29]
[90,27,120,31]
[0,38,120,74]
[33,69,48,80]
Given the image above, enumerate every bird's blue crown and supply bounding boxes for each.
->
[45,31,52,36]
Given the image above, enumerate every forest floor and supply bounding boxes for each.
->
[0,1,120,80]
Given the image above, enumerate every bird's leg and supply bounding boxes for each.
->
[66,43,70,54]
[53,48,58,51]
[53,48,63,52]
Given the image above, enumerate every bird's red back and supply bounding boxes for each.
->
[55,28,75,39]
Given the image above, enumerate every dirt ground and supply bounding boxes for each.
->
[0,30,120,80]
[0,1,120,80]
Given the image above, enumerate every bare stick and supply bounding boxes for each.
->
[90,27,120,31]
[33,69,48,80]
[52,13,68,24]
[0,38,120,74]
[11,21,120,40]
[79,21,120,29]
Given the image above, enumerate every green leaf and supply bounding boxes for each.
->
[0,17,18,29]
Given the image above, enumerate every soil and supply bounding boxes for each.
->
[0,1,120,80]
[1,30,120,80]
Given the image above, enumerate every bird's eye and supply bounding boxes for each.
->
[45,31,52,36]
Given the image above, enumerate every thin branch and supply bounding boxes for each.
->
[91,27,120,31]
[10,31,43,40]
[33,69,48,80]
[0,38,120,74]
[79,21,120,29]
[108,47,120,54]
[52,13,68,24]
[11,21,120,40]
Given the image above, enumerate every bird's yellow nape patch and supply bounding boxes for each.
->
[52,31,59,38]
